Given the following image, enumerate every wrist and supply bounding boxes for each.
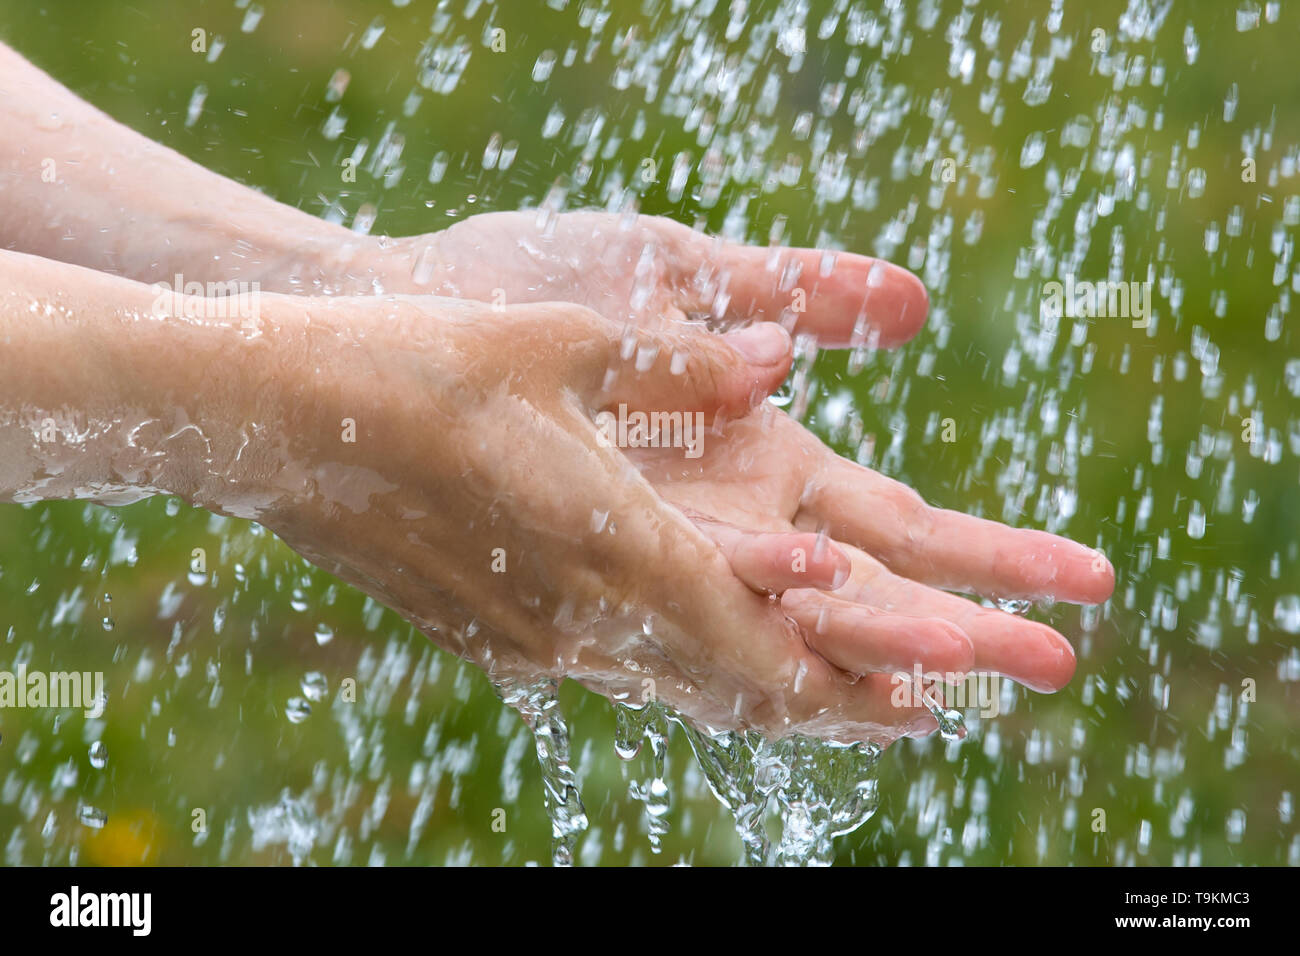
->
[0,253,285,508]
[225,219,451,299]
[223,217,379,296]
[297,232,453,297]
[159,293,318,519]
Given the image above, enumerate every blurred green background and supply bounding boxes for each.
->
[0,0,1297,865]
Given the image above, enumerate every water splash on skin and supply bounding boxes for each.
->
[995,598,1033,616]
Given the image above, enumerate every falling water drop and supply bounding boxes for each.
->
[499,680,588,866]
[240,4,264,33]
[301,672,329,702]
[286,697,312,724]
[77,805,108,829]
[185,85,207,128]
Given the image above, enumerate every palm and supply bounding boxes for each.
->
[629,406,810,531]
[626,391,1110,694]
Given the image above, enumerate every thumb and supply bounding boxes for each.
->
[592,322,792,424]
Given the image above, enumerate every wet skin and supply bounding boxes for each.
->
[0,45,1115,745]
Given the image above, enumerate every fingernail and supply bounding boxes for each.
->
[830,548,851,589]
[726,323,791,366]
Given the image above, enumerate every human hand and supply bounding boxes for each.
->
[336,212,1114,694]
[630,404,1113,697]
[333,210,929,348]
[249,292,947,742]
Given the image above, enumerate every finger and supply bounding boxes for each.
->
[800,458,1116,605]
[833,542,1078,693]
[650,218,930,348]
[697,521,850,593]
[782,588,974,677]
[591,320,793,424]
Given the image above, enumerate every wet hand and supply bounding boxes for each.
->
[351,213,1115,696]
[254,293,942,742]
[354,210,929,347]
[631,405,1114,697]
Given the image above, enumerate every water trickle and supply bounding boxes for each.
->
[925,700,968,743]
[498,680,588,866]
[614,701,671,853]
[184,85,207,129]
[995,598,1033,615]
[677,722,883,866]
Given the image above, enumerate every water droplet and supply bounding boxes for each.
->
[325,68,351,102]
[360,16,385,49]
[185,84,207,128]
[78,805,107,829]
[533,50,557,82]
[240,4,264,33]
[301,672,329,702]
[1274,595,1300,634]
[286,697,312,723]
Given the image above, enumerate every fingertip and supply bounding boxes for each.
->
[779,585,820,614]
[723,322,791,367]
[917,618,976,675]
[882,264,930,347]
[603,320,792,422]
[830,546,852,590]
[1087,552,1117,604]
[1024,624,1078,693]
[1055,545,1117,605]
[717,324,792,418]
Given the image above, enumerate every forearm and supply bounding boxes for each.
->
[0,42,372,293]
[0,248,300,512]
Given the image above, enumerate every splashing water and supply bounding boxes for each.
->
[497,680,589,866]
[679,724,883,866]
[494,687,883,866]
[614,701,672,854]
[3,0,1299,866]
